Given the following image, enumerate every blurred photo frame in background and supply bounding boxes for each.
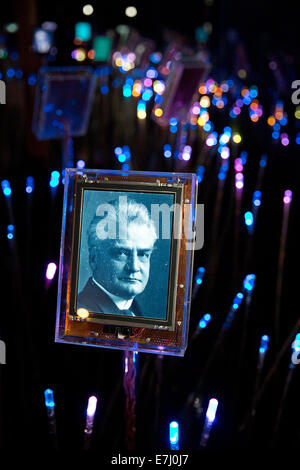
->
[55,169,198,356]
[152,56,211,126]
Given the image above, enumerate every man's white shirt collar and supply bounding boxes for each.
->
[92,277,134,312]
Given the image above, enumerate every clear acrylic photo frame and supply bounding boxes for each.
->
[32,66,96,140]
[55,169,198,356]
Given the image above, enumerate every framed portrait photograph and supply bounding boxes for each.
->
[55,169,198,356]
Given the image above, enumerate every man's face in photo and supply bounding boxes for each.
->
[92,222,156,299]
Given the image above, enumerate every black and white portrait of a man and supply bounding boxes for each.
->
[76,190,175,321]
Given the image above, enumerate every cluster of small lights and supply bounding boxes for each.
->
[137,100,147,120]
[244,211,254,227]
[181,145,192,161]
[283,189,292,205]
[252,190,262,207]
[163,144,172,159]
[243,274,256,292]
[218,161,229,181]
[267,101,289,145]
[7,224,14,240]
[234,157,244,190]
[169,117,178,133]
[206,131,218,147]
[26,176,34,194]
[195,266,205,285]
[113,51,136,72]
[232,292,244,310]
[114,145,131,164]
[259,335,269,354]
[71,48,86,62]
[49,171,60,188]
[198,313,211,329]
[1,180,12,197]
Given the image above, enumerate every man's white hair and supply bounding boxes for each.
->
[87,197,157,265]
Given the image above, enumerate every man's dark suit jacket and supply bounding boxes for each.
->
[77,277,143,318]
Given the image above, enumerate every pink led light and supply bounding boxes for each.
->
[235,172,244,181]
[283,189,292,204]
[192,105,200,115]
[233,106,241,115]
[234,158,243,172]
[281,137,289,146]
[46,262,57,280]
[143,78,152,87]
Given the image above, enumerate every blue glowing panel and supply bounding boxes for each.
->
[32,66,96,140]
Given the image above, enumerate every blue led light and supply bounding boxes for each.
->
[169,421,179,450]
[259,154,267,167]
[118,154,126,163]
[249,87,258,98]
[292,333,300,352]
[100,84,109,94]
[6,68,15,78]
[296,133,300,145]
[195,266,205,284]
[76,160,85,169]
[252,190,261,207]
[280,116,287,126]
[26,176,34,193]
[28,73,37,86]
[273,123,280,131]
[142,89,153,101]
[123,84,132,98]
[1,180,11,197]
[114,147,122,156]
[196,165,205,183]
[198,313,212,329]
[7,224,14,240]
[49,171,60,188]
[169,117,178,126]
[243,274,256,292]
[259,335,269,354]
[240,150,248,165]
[203,121,212,132]
[244,211,254,226]
[137,100,146,112]
[75,22,91,42]
[163,144,172,158]
[44,389,55,408]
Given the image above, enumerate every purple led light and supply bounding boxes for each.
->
[283,189,292,205]
[234,158,243,172]
[46,262,57,280]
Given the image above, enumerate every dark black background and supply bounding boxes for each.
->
[0,0,300,454]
